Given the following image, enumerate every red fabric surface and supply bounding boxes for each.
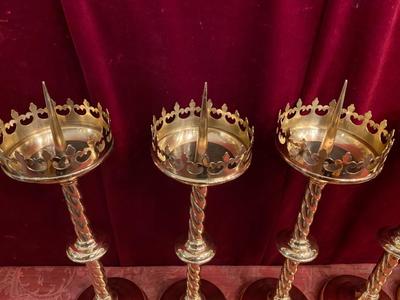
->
[0,1,400,267]
[0,265,399,299]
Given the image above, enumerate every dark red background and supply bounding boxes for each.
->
[0,0,399,267]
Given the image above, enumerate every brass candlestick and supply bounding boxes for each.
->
[241,80,394,300]
[151,83,254,300]
[0,82,147,300]
[321,226,400,300]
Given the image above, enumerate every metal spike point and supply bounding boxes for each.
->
[202,82,208,103]
[318,80,348,155]
[194,83,209,163]
[42,81,66,155]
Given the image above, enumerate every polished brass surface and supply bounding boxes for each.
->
[0,85,113,184]
[379,227,400,258]
[320,246,398,300]
[318,80,347,155]
[86,260,112,300]
[270,81,394,300]
[274,179,326,300]
[277,179,325,263]
[275,259,299,300]
[355,227,400,299]
[151,87,254,186]
[152,84,253,300]
[176,186,215,265]
[194,82,209,163]
[320,275,390,300]
[277,83,394,184]
[42,82,67,155]
[359,253,398,300]
[180,186,212,300]
[63,179,112,299]
[63,179,108,264]
[0,83,145,300]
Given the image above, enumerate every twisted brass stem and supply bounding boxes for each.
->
[274,178,326,299]
[62,180,95,243]
[185,185,207,300]
[62,179,112,300]
[274,259,299,300]
[293,178,326,242]
[86,261,112,300]
[358,252,399,300]
[186,264,202,300]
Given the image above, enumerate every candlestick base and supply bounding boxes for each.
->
[78,277,147,300]
[240,278,307,300]
[160,279,225,300]
[320,275,390,300]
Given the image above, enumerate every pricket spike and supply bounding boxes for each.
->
[318,79,348,155]
[42,81,67,155]
[194,82,209,163]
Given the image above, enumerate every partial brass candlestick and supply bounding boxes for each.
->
[241,80,394,300]
[321,226,400,300]
[151,83,254,300]
[0,83,147,300]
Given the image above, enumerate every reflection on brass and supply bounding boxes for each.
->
[42,82,67,155]
[152,84,254,300]
[275,179,326,299]
[277,82,394,184]
[318,80,347,155]
[273,81,394,300]
[0,83,114,300]
[358,227,400,299]
[195,82,209,163]
[275,259,299,300]
[0,85,112,183]
[184,185,208,300]
[359,253,398,300]
[152,85,253,186]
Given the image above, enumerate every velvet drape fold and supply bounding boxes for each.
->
[0,0,399,266]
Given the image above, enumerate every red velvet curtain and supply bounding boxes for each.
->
[0,0,399,267]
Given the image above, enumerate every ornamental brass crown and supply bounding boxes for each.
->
[151,83,254,186]
[0,83,113,183]
[276,81,394,183]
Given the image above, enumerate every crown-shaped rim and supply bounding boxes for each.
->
[0,99,113,183]
[151,99,254,186]
[276,98,395,184]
